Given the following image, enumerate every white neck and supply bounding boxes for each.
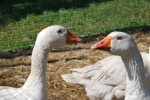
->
[121,49,149,99]
[22,42,51,100]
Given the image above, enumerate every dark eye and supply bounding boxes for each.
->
[116,36,122,40]
[57,29,63,34]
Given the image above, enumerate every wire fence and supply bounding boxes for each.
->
[0,0,150,54]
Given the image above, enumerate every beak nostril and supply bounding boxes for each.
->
[101,42,104,44]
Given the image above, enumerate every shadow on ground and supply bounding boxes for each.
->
[0,26,149,59]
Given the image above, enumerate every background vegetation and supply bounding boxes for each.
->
[0,0,150,53]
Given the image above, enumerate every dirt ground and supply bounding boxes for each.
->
[0,31,150,100]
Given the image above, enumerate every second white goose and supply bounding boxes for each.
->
[62,34,150,100]
[91,31,150,100]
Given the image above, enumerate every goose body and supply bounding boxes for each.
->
[0,25,81,100]
[62,33,150,100]
[91,32,150,100]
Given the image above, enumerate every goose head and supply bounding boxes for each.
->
[35,25,81,50]
[91,31,137,56]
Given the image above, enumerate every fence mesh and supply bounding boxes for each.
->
[0,0,150,53]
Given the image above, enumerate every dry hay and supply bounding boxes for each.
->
[0,31,150,100]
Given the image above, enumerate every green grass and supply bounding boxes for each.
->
[0,0,150,53]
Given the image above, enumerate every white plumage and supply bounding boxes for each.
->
[0,25,81,100]
[62,32,150,100]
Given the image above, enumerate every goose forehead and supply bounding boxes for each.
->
[50,25,65,30]
[108,31,130,38]
[38,26,67,38]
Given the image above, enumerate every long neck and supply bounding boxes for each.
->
[22,42,50,90]
[121,49,149,96]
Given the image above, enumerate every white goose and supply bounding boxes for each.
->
[0,25,81,100]
[62,32,150,100]
[91,31,150,100]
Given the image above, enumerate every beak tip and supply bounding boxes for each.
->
[76,38,82,42]
[91,44,97,50]
[78,38,82,42]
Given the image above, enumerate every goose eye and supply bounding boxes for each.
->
[57,29,63,34]
[116,36,122,40]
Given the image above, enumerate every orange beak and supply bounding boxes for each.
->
[66,30,81,44]
[91,36,111,51]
